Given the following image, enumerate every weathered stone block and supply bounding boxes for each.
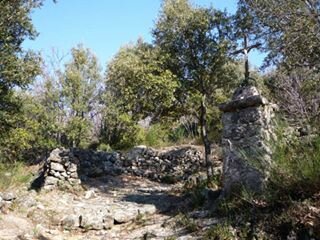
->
[220,86,275,195]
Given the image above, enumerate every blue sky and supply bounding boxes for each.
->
[23,0,264,68]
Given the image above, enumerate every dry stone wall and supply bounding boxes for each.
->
[219,86,277,194]
[42,145,211,189]
[43,148,81,190]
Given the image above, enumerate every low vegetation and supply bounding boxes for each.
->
[0,162,33,191]
[211,132,320,239]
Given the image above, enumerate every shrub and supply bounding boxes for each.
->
[268,134,320,199]
[0,128,33,163]
[0,162,32,191]
[204,223,235,240]
[175,213,198,232]
[97,143,112,152]
[143,123,169,147]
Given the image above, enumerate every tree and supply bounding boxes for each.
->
[266,67,320,127]
[153,0,238,179]
[243,0,320,69]
[0,0,43,135]
[101,39,179,149]
[62,45,103,147]
[106,39,179,122]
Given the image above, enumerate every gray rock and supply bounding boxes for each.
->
[84,189,96,199]
[1,192,16,201]
[79,208,114,230]
[16,195,37,209]
[45,176,58,186]
[50,162,65,172]
[79,212,113,230]
[61,214,79,229]
[40,143,210,191]
[48,148,65,163]
[113,204,156,223]
[68,163,77,173]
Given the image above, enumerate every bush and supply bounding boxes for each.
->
[143,123,169,147]
[269,134,320,199]
[0,162,32,191]
[97,143,112,152]
[107,113,145,150]
[168,125,187,143]
[0,128,33,163]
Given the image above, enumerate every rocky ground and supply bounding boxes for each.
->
[0,172,220,240]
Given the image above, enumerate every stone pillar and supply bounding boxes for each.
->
[219,86,276,194]
[43,148,81,190]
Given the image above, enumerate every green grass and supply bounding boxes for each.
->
[203,223,235,240]
[175,213,199,233]
[0,162,32,191]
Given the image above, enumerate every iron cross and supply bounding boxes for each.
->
[233,34,261,86]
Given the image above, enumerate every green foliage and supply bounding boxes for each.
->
[63,45,103,147]
[204,223,235,240]
[102,112,144,150]
[143,124,169,147]
[97,143,112,152]
[153,0,240,179]
[0,91,63,163]
[175,213,198,233]
[154,0,237,102]
[106,39,179,121]
[0,162,32,191]
[0,127,33,163]
[269,134,320,199]
[0,0,43,135]
[243,0,320,69]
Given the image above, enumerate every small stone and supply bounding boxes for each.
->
[1,192,16,201]
[68,163,77,173]
[52,171,62,179]
[50,162,65,172]
[84,189,96,199]
[69,172,79,179]
[61,214,79,229]
[61,172,68,178]
[45,176,58,185]
[79,211,113,230]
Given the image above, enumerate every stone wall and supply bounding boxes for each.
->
[219,86,276,194]
[42,145,214,189]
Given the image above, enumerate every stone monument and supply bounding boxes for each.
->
[219,86,276,194]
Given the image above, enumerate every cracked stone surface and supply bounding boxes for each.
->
[0,173,221,240]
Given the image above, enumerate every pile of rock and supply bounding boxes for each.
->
[122,145,206,182]
[0,192,16,213]
[41,145,213,189]
[43,148,81,190]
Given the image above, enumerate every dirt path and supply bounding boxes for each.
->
[0,175,206,240]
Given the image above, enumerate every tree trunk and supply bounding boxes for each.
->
[200,94,212,182]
